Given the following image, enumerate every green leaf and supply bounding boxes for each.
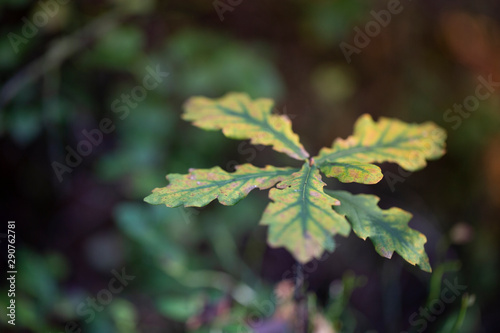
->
[261,163,350,263]
[315,114,446,184]
[183,93,309,160]
[328,190,431,272]
[144,164,298,207]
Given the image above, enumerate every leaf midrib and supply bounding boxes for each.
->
[169,169,298,194]
[273,165,332,242]
[315,134,427,165]
[216,104,308,160]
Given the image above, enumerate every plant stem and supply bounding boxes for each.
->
[294,263,308,333]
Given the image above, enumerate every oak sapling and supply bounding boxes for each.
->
[145,92,447,327]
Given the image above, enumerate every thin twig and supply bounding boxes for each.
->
[294,262,308,333]
[0,10,123,109]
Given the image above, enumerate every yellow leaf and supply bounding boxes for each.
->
[183,93,309,160]
[145,164,297,207]
[320,162,383,184]
[315,114,446,183]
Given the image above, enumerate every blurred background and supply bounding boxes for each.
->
[1,0,500,332]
